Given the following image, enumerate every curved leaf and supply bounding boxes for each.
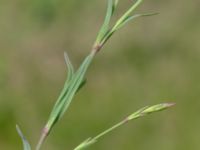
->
[16,125,31,150]
[115,12,158,31]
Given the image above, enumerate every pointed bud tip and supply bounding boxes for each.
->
[164,102,176,108]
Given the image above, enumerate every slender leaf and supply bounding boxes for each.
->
[96,0,113,44]
[113,0,143,30]
[112,0,119,14]
[64,51,74,82]
[49,52,75,122]
[59,53,94,118]
[16,125,31,150]
[46,53,95,129]
[76,78,87,93]
[114,13,158,31]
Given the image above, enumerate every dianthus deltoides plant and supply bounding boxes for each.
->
[16,0,175,150]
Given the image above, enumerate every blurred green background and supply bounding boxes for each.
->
[0,0,200,149]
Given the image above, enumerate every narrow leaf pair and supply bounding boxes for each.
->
[95,0,157,49]
[46,52,95,133]
[16,125,31,150]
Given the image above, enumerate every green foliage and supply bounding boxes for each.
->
[94,0,156,48]
[95,0,118,44]
[16,125,31,150]
[46,52,95,132]
[15,0,174,150]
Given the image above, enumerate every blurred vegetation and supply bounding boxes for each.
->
[0,0,200,149]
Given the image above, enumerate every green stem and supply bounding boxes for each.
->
[73,118,129,150]
[92,119,128,141]
[74,103,175,150]
[36,127,49,150]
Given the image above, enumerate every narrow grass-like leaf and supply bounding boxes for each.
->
[16,125,31,150]
[64,51,74,82]
[46,53,95,130]
[97,0,147,46]
[59,53,94,118]
[112,0,119,14]
[49,52,74,123]
[114,13,158,31]
[100,13,158,45]
[113,0,143,30]
[76,78,87,93]
[95,0,113,44]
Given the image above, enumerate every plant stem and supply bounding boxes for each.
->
[36,127,49,150]
[92,119,128,141]
[74,103,175,150]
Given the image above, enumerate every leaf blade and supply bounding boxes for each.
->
[16,125,31,150]
[64,51,74,82]
[114,12,158,31]
[96,0,113,44]
[46,53,95,130]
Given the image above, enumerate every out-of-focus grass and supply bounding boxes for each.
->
[0,0,200,149]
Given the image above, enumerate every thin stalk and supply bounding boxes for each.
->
[74,103,175,150]
[92,118,128,141]
[36,127,49,150]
